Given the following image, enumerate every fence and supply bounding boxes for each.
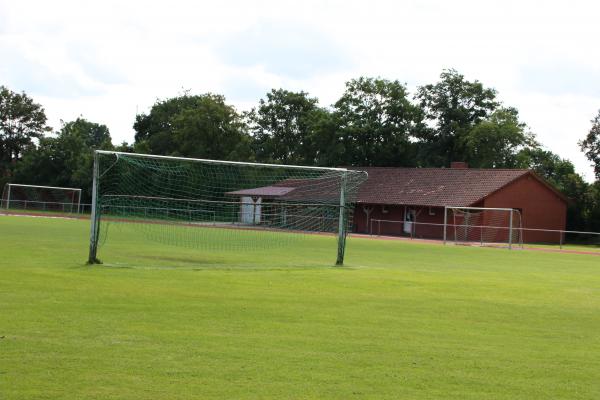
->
[0,200,343,233]
[1,200,93,215]
[3,202,599,252]
[369,218,600,252]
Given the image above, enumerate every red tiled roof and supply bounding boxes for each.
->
[226,167,567,207]
[351,167,533,207]
[225,177,343,203]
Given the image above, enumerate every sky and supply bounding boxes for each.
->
[1,0,599,180]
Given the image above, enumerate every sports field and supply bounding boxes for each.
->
[1,215,600,399]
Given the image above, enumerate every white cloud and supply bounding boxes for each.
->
[0,0,598,180]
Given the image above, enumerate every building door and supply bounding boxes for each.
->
[404,208,415,234]
[240,196,253,224]
[240,196,262,224]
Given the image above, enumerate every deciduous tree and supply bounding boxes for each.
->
[463,108,536,168]
[579,110,600,180]
[134,93,252,161]
[415,70,499,166]
[0,86,51,182]
[13,118,113,201]
[248,89,325,165]
[334,77,423,166]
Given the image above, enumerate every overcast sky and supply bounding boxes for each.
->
[1,0,599,180]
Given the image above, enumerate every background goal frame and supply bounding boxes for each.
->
[2,183,82,213]
[443,206,523,249]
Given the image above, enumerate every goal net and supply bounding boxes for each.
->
[88,151,368,265]
[444,206,523,249]
[1,184,82,213]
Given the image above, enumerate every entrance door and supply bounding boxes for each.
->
[241,196,262,224]
[240,196,254,224]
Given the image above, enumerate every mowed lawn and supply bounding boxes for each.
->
[1,216,600,399]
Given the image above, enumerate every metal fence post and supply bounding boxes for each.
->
[508,210,514,250]
[6,184,11,210]
[559,231,563,249]
[443,206,448,245]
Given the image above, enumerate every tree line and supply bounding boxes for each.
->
[1,70,599,231]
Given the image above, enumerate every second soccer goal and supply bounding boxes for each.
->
[444,206,523,249]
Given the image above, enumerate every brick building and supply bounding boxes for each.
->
[352,164,568,243]
[226,163,569,244]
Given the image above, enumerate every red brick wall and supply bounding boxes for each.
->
[353,204,446,239]
[353,204,405,235]
[482,174,567,243]
[413,206,446,239]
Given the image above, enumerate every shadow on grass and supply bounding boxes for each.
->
[72,251,360,271]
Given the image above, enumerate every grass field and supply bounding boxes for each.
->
[1,215,600,399]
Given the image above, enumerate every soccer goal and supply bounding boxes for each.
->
[87,151,368,265]
[443,206,523,249]
[1,183,82,213]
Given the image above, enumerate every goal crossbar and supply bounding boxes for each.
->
[5,183,82,192]
[96,150,348,172]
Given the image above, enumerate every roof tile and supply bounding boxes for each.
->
[351,167,530,207]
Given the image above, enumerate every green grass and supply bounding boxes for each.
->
[1,215,600,399]
[523,242,600,253]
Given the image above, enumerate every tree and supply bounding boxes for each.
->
[248,89,325,165]
[583,182,600,232]
[134,93,252,161]
[61,117,111,149]
[0,86,51,183]
[334,77,423,166]
[463,108,537,168]
[516,147,589,230]
[13,118,113,201]
[579,110,600,180]
[415,69,499,166]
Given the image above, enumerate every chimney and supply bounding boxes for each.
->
[450,161,468,169]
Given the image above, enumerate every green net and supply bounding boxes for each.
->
[89,152,367,264]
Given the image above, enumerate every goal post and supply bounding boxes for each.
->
[1,183,82,213]
[444,206,523,249]
[87,151,367,265]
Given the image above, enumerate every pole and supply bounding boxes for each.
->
[508,210,514,250]
[88,151,101,264]
[443,206,448,245]
[77,190,82,214]
[559,231,563,249]
[336,172,347,266]
[6,184,11,210]
[481,226,483,246]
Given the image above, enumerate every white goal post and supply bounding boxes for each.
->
[1,183,82,213]
[87,151,368,266]
[443,206,523,249]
